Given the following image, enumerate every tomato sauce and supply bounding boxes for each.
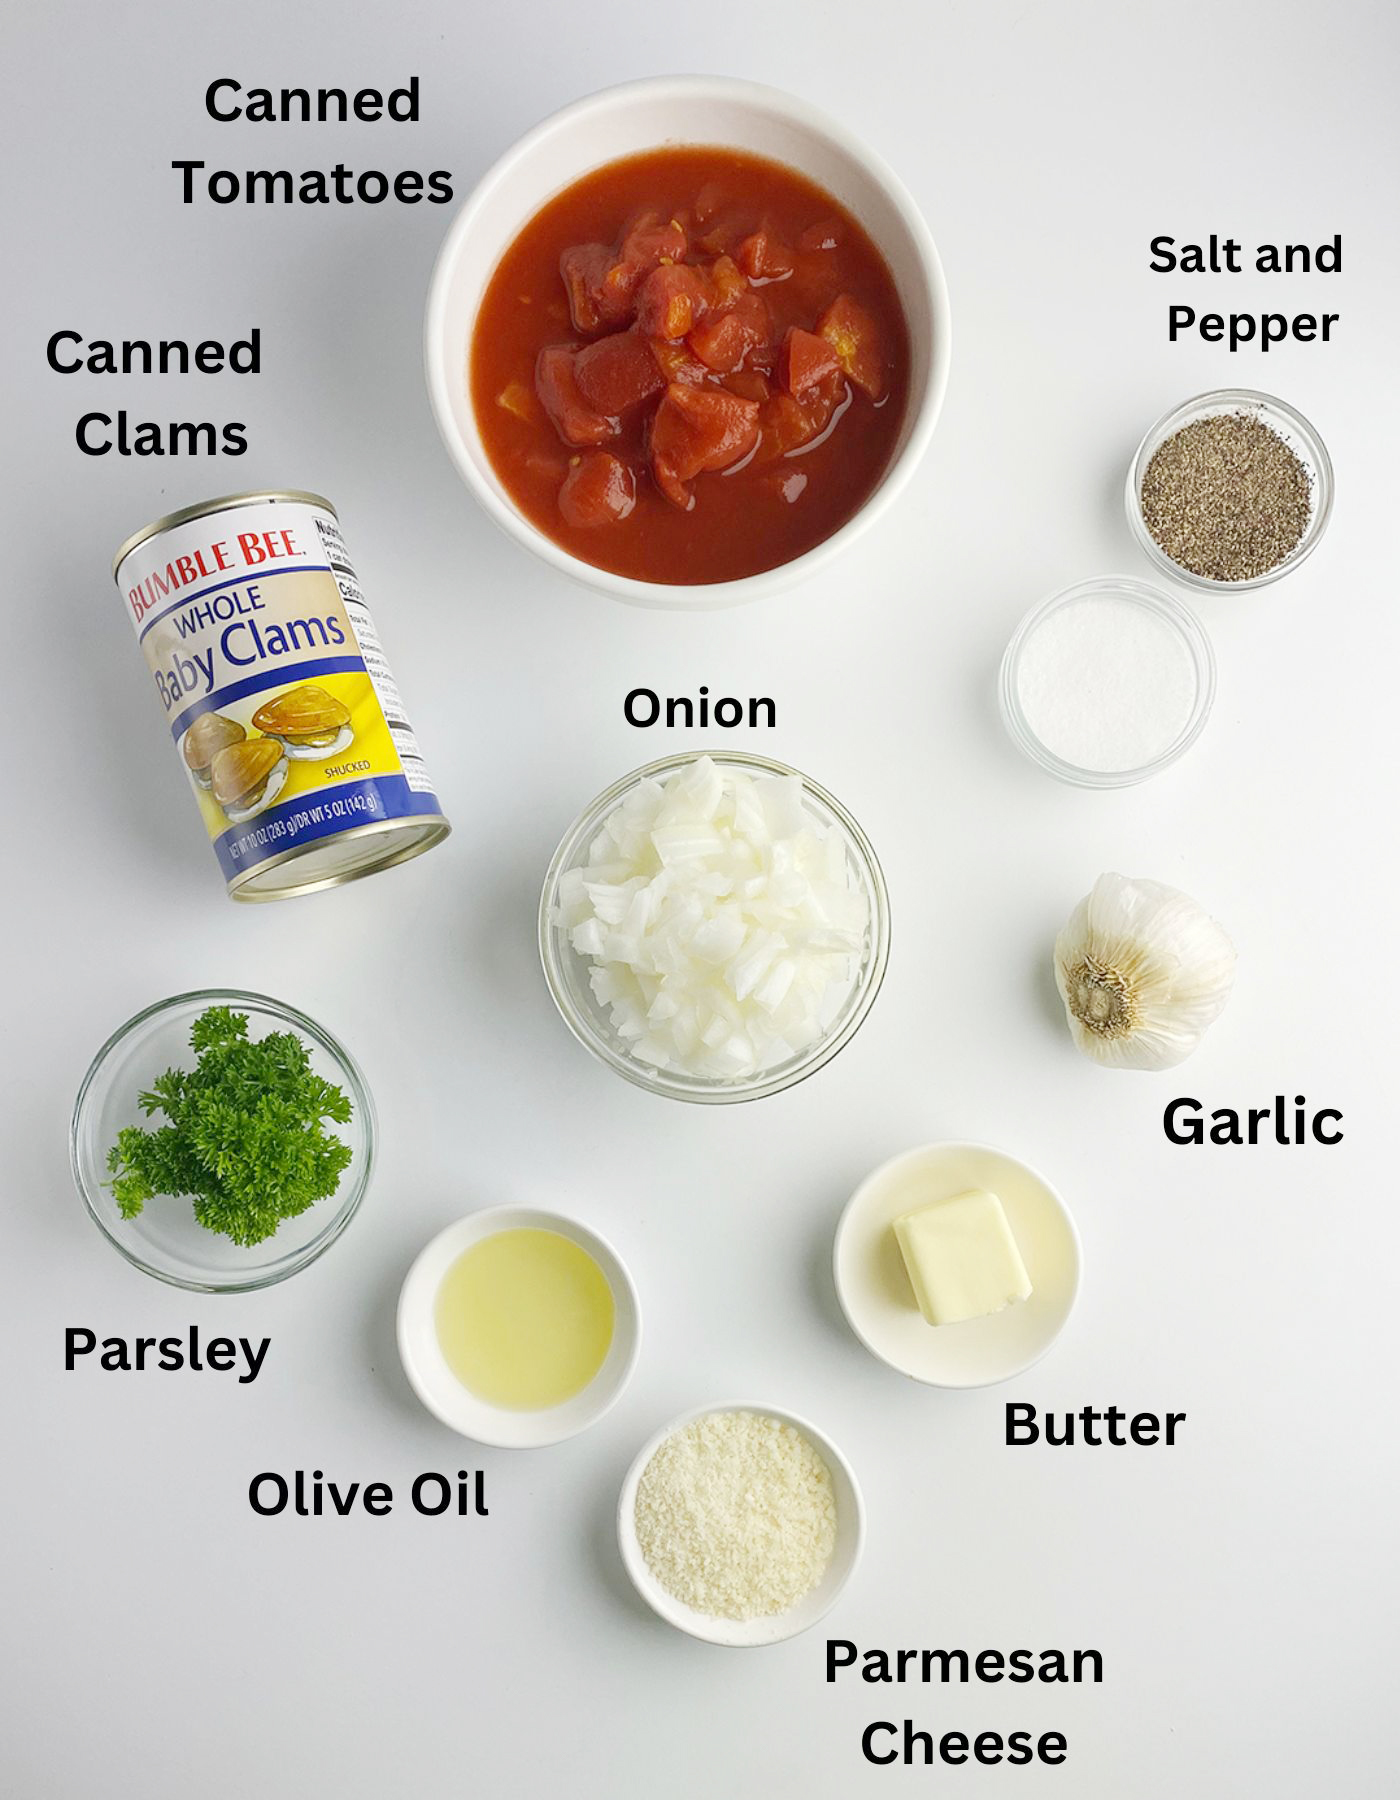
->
[470,147,910,585]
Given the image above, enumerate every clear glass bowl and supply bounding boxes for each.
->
[539,751,890,1104]
[1126,388,1334,592]
[71,989,374,1292]
[999,576,1216,788]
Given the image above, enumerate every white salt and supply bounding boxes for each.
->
[1015,596,1196,773]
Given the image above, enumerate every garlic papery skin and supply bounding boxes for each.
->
[1053,873,1236,1070]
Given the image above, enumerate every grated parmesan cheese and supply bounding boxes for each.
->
[634,1410,837,1621]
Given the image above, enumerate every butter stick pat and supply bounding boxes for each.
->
[893,1188,1033,1326]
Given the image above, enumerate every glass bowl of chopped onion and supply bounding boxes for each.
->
[539,752,890,1103]
[70,989,375,1292]
[1125,388,1334,592]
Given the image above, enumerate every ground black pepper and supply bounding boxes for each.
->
[1140,411,1313,582]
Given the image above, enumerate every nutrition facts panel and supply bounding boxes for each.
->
[317,518,437,795]
[333,568,436,793]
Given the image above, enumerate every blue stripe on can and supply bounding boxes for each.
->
[213,775,442,883]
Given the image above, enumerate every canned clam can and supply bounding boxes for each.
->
[113,490,450,900]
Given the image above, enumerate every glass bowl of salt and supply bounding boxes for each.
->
[998,577,1216,787]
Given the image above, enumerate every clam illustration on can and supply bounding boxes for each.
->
[253,685,354,759]
[210,737,288,823]
[113,490,449,901]
[182,711,245,787]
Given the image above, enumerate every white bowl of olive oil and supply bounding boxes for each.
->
[397,1206,641,1447]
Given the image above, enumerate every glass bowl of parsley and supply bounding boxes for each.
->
[71,990,375,1292]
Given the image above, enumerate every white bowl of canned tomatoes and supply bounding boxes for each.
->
[425,75,950,607]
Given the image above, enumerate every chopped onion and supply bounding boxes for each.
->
[555,756,869,1080]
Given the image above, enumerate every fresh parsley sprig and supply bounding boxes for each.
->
[106,1005,355,1247]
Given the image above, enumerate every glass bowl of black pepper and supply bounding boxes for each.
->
[1126,389,1333,592]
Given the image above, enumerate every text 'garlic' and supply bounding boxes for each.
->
[1053,873,1235,1070]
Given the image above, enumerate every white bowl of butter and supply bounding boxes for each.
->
[833,1143,1081,1388]
[397,1206,641,1447]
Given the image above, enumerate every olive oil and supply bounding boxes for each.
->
[434,1229,614,1410]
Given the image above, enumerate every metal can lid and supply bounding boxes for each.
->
[112,489,338,583]
[228,815,451,902]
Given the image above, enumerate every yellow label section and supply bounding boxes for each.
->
[183,671,402,841]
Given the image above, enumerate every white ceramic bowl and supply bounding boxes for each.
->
[834,1143,1081,1388]
[617,1401,865,1646]
[397,1206,641,1448]
[425,75,950,608]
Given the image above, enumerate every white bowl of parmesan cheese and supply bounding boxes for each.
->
[617,1401,865,1646]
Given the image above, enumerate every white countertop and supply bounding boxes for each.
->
[3,1,1395,1793]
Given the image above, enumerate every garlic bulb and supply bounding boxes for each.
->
[1053,873,1236,1070]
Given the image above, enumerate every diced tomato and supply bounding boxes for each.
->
[806,369,846,431]
[688,311,748,374]
[799,218,843,253]
[650,339,709,386]
[755,369,845,462]
[688,291,769,374]
[574,330,666,416]
[695,212,748,256]
[535,345,616,447]
[618,211,687,275]
[650,383,760,509]
[559,243,633,334]
[707,253,748,309]
[635,264,711,340]
[736,231,794,283]
[755,394,810,464]
[558,452,636,527]
[723,369,771,403]
[779,326,841,397]
[559,213,688,335]
[815,293,886,400]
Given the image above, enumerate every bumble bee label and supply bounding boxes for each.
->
[113,491,449,900]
